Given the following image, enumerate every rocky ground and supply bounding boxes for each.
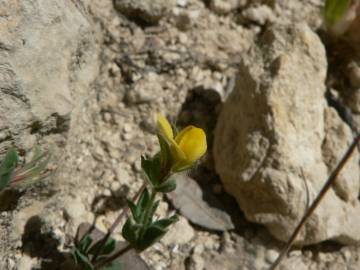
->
[0,0,360,269]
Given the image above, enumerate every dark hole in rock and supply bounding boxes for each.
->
[174,87,245,232]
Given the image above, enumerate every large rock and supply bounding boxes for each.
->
[0,0,98,267]
[214,24,360,245]
[0,0,98,149]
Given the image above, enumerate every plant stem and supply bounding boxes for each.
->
[94,243,132,269]
[269,133,360,270]
[91,183,146,263]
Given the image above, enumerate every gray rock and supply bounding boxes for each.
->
[242,5,275,25]
[114,0,176,24]
[322,107,359,202]
[0,0,98,265]
[0,0,98,148]
[161,216,195,245]
[214,24,360,245]
[209,0,247,15]
[125,73,162,104]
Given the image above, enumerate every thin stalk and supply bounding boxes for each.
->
[91,183,146,263]
[269,133,360,270]
[96,188,157,268]
[94,243,132,269]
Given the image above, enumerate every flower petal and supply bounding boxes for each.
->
[157,114,174,141]
[174,126,193,144]
[177,127,207,163]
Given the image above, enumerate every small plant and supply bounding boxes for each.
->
[0,147,51,191]
[72,114,207,270]
[324,0,360,36]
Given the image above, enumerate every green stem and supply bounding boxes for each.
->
[91,183,146,263]
[94,243,132,269]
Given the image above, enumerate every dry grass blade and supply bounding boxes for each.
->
[269,133,360,270]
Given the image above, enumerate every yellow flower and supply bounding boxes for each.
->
[157,114,207,171]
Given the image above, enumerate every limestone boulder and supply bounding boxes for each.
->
[214,24,360,245]
[0,0,98,149]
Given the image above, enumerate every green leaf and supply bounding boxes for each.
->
[78,234,93,254]
[137,188,150,222]
[151,215,178,229]
[147,200,160,222]
[127,199,141,222]
[324,0,351,25]
[157,135,172,171]
[141,156,161,186]
[154,178,176,193]
[0,148,18,190]
[12,149,51,188]
[102,260,123,270]
[88,238,116,256]
[137,225,167,251]
[122,218,138,245]
[72,249,94,270]
[102,238,116,255]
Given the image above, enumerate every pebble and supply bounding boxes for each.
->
[115,166,131,184]
[265,249,279,264]
[177,0,187,7]
[341,248,352,262]
[103,189,111,197]
[17,255,35,270]
[242,5,275,25]
[122,132,133,140]
[162,216,195,245]
[210,0,242,15]
[110,181,121,192]
[123,123,132,133]
[113,0,176,24]
[63,197,86,221]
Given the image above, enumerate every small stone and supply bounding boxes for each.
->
[265,249,279,264]
[63,197,86,221]
[123,123,132,133]
[210,0,246,15]
[161,216,195,245]
[221,232,235,253]
[111,181,121,192]
[103,189,111,197]
[122,133,133,140]
[7,258,15,269]
[242,5,275,25]
[193,244,204,255]
[341,248,352,262]
[178,32,188,44]
[125,74,162,104]
[103,112,112,122]
[187,252,205,270]
[133,159,142,172]
[289,250,302,257]
[177,0,187,7]
[115,166,132,185]
[17,255,36,270]
[114,0,176,24]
